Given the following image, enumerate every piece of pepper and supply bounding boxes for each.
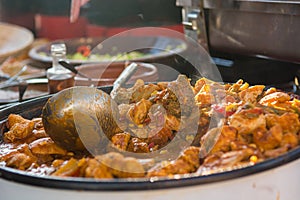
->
[76,45,91,57]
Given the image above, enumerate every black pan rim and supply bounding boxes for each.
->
[0,86,300,191]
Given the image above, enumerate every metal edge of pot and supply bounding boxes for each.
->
[0,86,300,191]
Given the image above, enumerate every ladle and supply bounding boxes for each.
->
[42,62,138,152]
[58,61,92,81]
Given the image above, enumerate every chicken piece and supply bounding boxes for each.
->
[23,129,48,144]
[209,125,238,154]
[259,91,290,106]
[195,92,214,107]
[149,159,196,177]
[177,146,200,169]
[31,117,44,130]
[127,99,152,125]
[165,114,180,132]
[4,114,35,142]
[265,113,300,134]
[239,85,265,103]
[264,146,289,158]
[230,140,255,151]
[281,133,299,149]
[195,80,226,107]
[155,89,180,117]
[198,148,256,175]
[1,144,33,160]
[228,106,266,135]
[148,127,173,148]
[96,152,145,178]
[0,143,37,170]
[29,137,67,155]
[111,132,131,151]
[127,138,149,153]
[253,125,283,150]
[5,153,36,170]
[194,78,215,94]
[227,79,247,93]
[147,146,200,177]
[131,83,160,103]
[52,159,65,168]
[129,125,150,138]
[7,114,28,129]
[52,158,81,177]
[156,75,196,117]
[225,93,240,104]
[84,158,113,179]
[111,79,144,104]
[263,87,277,96]
[118,157,146,178]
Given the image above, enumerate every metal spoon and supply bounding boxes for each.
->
[42,62,138,152]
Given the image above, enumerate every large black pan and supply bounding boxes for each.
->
[0,86,300,193]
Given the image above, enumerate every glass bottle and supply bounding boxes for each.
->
[47,43,75,94]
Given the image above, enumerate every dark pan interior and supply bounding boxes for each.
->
[0,86,300,191]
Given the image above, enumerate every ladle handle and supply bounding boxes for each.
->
[113,62,138,90]
[59,61,91,80]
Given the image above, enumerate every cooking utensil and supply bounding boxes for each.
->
[58,60,91,80]
[0,65,27,89]
[42,62,138,152]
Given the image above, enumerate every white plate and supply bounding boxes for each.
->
[0,23,34,63]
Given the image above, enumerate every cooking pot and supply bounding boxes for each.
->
[0,86,300,200]
[74,62,158,86]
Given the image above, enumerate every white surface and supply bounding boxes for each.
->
[1,158,299,200]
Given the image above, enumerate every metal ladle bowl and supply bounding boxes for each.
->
[42,63,138,152]
[42,86,120,152]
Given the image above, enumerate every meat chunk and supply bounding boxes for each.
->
[4,114,35,142]
[239,85,265,103]
[52,158,83,177]
[148,127,173,148]
[111,132,131,151]
[156,75,195,117]
[253,125,282,150]
[259,91,291,105]
[165,114,180,132]
[281,133,299,149]
[29,137,67,155]
[208,125,238,154]
[23,129,48,144]
[127,138,149,153]
[127,99,152,125]
[194,78,215,94]
[265,113,300,134]
[198,148,256,175]
[131,83,160,103]
[195,92,214,107]
[5,153,36,170]
[84,158,113,179]
[0,144,37,170]
[147,146,200,177]
[96,152,145,178]
[111,79,144,104]
[229,106,266,135]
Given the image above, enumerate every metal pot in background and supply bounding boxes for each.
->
[177,0,300,63]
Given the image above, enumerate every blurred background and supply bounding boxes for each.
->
[0,0,184,40]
